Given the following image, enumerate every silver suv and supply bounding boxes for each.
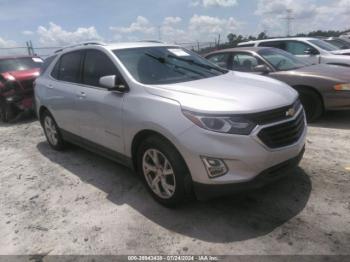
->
[35,41,306,206]
[238,37,350,66]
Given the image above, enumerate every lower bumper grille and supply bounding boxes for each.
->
[257,110,305,149]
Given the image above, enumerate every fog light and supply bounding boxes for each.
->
[201,157,228,178]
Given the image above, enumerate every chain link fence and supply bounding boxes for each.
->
[0,41,218,59]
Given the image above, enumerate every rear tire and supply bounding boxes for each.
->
[41,110,65,150]
[136,135,193,207]
[297,89,323,122]
[0,100,16,123]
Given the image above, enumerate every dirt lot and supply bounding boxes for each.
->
[0,112,349,255]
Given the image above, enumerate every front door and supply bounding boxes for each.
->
[75,49,125,154]
[285,40,320,64]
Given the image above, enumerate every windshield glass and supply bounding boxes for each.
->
[258,48,307,71]
[0,57,43,74]
[325,39,350,49]
[308,39,339,51]
[113,47,227,85]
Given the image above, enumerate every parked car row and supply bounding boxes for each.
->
[237,37,350,66]
[1,37,349,206]
[205,47,350,121]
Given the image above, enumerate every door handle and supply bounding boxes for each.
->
[47,84,54,89]
[77,92,86,99]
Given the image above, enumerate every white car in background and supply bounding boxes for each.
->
[238,37,350,66]
[340,33,350,43]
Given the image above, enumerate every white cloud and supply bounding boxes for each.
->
[22,30,34,36]
[188,15,240,40]
[110,16,155,35]
[109,14,241,43]
[255,0,350,36]
[0,37,17,48]
[163,16,182,26]
[191,0,238,7]
[37,22,103,46]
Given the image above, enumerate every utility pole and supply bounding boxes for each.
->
[283,9,295,37]
[158,25,162,41]
[26,41,31,56]
[29,40,35,56]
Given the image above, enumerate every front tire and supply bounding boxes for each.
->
[0,101,16,123]
[297,89,323,122]
[41,111,65,150]
[137,136,192,207]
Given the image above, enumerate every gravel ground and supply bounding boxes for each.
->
[0,111,349,255]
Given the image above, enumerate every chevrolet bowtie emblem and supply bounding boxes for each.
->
[286,108,295,117]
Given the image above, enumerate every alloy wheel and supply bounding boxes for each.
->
[142,149,176,199]
[44,116,58,146]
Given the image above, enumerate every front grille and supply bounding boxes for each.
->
[257,110,305,149]
[246,99,301,125]
[20,79,35,90]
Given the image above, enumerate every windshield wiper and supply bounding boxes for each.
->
[167,54,227,74]
[145,53,207,77]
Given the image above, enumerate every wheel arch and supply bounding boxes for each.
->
[292,85,325,109]
[131,129,187,171]
[38,106,50,125]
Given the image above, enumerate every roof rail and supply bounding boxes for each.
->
[138,40,164,43]
[54,41,106,53]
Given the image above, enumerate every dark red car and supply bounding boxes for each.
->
[0,56,43,122]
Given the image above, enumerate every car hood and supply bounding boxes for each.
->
[1,68,40,81]
[288,64,350,82]
[331,49,350,55]
[144,71,298,114]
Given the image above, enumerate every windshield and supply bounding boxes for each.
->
[0,57,43,74]
[325,39,350,49]
[258,48,307,71]
[113,47,227,85]
[308,39,339,51]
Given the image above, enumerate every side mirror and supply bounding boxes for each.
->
[304,48,318,55]
[99,75,127,92]
[254,64,270,74]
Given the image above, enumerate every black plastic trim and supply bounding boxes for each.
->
[60,129,133,169]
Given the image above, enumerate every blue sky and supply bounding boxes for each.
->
[0,0,349,48]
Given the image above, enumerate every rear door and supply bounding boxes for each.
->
[45,50,84,135]
[74,49,125,153]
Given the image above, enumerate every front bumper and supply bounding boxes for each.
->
[193,146,305,200]
[176,109,307,186]
[324,91,350,110]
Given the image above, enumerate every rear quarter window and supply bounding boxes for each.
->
[41,55,57,75]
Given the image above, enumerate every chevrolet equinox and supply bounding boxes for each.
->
[35,41,306,206]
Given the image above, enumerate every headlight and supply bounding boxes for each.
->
[182,110,256,135]
[334,83,350,91]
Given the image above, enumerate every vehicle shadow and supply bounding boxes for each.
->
[37,141,312,243]
[0,112,37,127]
[310,110,350,130]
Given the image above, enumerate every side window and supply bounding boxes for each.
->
[82,50,118,87]
[207,53,230,69]
[259,41,286,50]
[231,53,263,72]
[238,43,255,47]
[41,55,57,74]
[57,51,83,83]
[285,41,317,55]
